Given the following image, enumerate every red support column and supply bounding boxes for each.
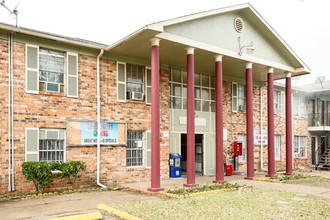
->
[245,62,254,180]
[266,68,276,177]
[148,38,163,192]
[184,47,196,187]
[285,72,294,175]
[214,55,225,183]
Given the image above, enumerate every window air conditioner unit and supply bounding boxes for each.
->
[238,105,246,111]
[131,92,144,100]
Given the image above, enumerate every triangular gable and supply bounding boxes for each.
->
[147,3,309,72]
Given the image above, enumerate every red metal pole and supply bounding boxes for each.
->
[245,63,254,180]
[266,68,276,177]
[148,38,163,192]
[285,73,294,175]
[184,47,196,187]
[214,55,225,183]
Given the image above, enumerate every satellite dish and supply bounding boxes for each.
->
[315,76,326,88]
[0,0,21,26]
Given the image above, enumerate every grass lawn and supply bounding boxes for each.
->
[113,188,330,220]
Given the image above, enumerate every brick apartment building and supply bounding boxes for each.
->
[1,3,326,194]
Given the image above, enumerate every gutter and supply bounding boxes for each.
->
[96,49,107,189]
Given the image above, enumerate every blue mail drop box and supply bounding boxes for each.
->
[169,153,182,178]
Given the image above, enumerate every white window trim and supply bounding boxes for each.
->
[145,130,151,168]
[294,136,307,159]
[275,135,281,161]
[117,62,127,102]
[39,128,66,162]
[145,67,151,105]
[126,131,144,168]
[25,127,39,161]
[66,52,79,98]
[25,44,39,94]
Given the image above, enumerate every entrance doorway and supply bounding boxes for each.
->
[181,134,204,175]
[311,136,318,166]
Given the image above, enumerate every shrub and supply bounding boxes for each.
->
[60,161,87,186]
[22,162,54,193]
[22,161,87,193]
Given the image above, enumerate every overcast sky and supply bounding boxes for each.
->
[1,0,329,86]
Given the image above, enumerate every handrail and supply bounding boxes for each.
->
[308,113,330,127]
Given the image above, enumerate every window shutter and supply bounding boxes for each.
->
[67,53,78,97]
[280,91,285,116]
[117,62,126,102]
[232,82,238,112]
[146,131,151,168]
[146,67,151,105]
[25,128,39,161]
[26,45,39,94]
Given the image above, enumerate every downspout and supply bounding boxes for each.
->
[96,49,107,189]
[7,32,12,192]
[10,32,15,191]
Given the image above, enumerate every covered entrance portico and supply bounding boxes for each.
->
[106,4,310,191]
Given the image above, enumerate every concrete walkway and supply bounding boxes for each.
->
[1,170,329,219]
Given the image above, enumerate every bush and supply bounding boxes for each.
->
[61,161,87,186]
[22,161,86,193]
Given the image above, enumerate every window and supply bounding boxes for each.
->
[117,62,149,102]
[25,45,78,97]
[294,136,307,158]
[170,68,215,112]
[232,83,246,112]
[293,95,307,118]
[25,128,66,162]
[275,135,281,160]
[126,131,144,167]
[237,134,247,162]
[39,48,65,93]
[39,129,65,162]
[274,90,285,116]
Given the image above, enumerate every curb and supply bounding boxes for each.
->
[48,212,102,220]
[97,204,143,220]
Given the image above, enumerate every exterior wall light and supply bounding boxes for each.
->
[238,36,254,56]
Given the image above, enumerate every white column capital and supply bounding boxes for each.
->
[286,72,292,78]
[150,38,160,46]
[246,62,253,69]
[185,47,195,55]
[267,67,274,73]
[214,54,223,62]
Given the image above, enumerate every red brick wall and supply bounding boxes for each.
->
[0,39,170,194]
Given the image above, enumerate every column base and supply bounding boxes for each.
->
[284,172,295,176]
[147,187,164,192]
[213,180,226,184]
[244,176,254,180]
[183,183,199,188]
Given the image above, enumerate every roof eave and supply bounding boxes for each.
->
[0,23,106,50]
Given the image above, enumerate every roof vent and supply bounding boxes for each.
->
[234,17,245,33]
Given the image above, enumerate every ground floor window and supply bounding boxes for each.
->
[275,135,281,160]
[294,136,307,158]
[126,131,144,167]
[25,128,66,162]
[39,129,65,162]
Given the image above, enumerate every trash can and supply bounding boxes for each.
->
[226,164,233,176]
[169,153,182,178]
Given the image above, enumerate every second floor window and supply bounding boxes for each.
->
[232,83,246,112]
[26,45,78,97]
[39,48,65,93]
